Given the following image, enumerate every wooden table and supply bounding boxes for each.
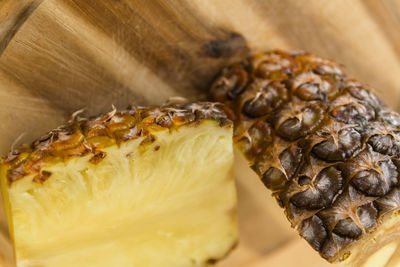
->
[0,1,399,266]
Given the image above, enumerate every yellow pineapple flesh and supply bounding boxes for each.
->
[0,103,237,267]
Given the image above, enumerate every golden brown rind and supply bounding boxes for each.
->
[2,102,231,185]
[210,50,400,263]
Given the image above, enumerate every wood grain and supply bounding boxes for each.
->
[1,0,400,266]
[363,0,400,62]
[0,0,42,55]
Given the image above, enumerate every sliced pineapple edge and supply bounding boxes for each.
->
[0,103,238,267]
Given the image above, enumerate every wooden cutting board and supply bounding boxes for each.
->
[0,0,400,266]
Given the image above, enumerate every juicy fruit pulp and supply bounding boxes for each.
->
[1,104,237,267]
[210,50,400,265]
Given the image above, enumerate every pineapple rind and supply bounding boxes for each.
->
[2,102,230,185]
[210,50,400,264]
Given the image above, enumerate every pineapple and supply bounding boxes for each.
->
[0,103,237,267]
[210,50,400,266]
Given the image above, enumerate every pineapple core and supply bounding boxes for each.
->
[1,121,237,267]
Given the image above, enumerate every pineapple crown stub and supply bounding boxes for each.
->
[2,102,231,185]
[210,50,400,262]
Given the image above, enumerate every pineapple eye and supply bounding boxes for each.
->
[374,187,400,217]
[291,166,343,209]
[379,110,400,127]
[242,81,288,118]
[368,134,397,156]
[312,128,361,162]
[156,115,173,127]
[279,145,302,179]
[209,67,248,102]
[339,128,362,155]
[330,102,375,125]
[299,215,328,251]
[352,170,385,196]
[243,121,273,158]
[356,202,378,231]
[277,117,303,141]
[321,233,352,259]
[277,106,324,141]
[254,55,292,79]
[242,83,287,118]
[352,160,398,197]
[347,86,382,109]
[261,167,287,191]
[295,82,323,101]
[312,137,344,162]
[331,104,359,124]
[242,94,274,118]
[312,64,342,76]
[333,217,362,238]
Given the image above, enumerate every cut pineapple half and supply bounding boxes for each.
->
[1,103,237,267]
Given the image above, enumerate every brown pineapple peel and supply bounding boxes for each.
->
[210,50,400,266]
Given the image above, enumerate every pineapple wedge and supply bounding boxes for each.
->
[0,103,237,267]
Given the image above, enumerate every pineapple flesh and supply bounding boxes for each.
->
[210,50,400,266]
[0,103,237,267]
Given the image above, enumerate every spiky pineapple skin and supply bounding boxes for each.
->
[2,102,230,185]
[0,102,236,267]
[210,50,400,264]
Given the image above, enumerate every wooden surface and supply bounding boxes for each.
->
[1,0,400,266]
